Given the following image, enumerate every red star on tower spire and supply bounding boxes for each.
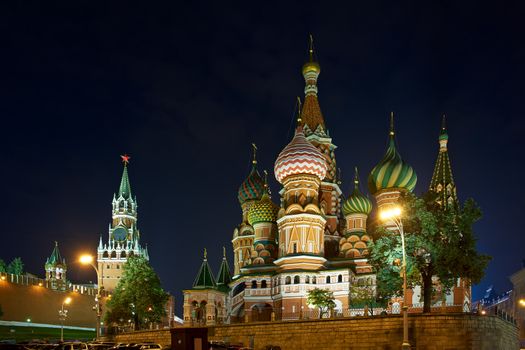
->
[120,154,131,165]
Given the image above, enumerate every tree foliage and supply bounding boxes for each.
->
[306,288,336,318]
[0,259,6,273]
[369,192,491,313]
[349,284,382,313]
[7,258,23,275]
[105,256,169,329]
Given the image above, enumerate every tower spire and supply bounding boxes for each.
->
[251,143,257,166]
[300,35,325,132]
[389,112,395,137]
[430,116,457,210]
[118,154,132,199]
[308,34,315,62]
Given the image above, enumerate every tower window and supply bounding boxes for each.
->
[285,276,291,285]
[294,275,300,284]
[326,276,331,284]
[261,280,267,288]
[338,274,343,283]
[107,265,110,269]
[251,280,257,289]
[293,243,297,254]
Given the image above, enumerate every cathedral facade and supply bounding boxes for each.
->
[183,42,469,325]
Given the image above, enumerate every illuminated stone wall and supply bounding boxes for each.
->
[0,277,99,328]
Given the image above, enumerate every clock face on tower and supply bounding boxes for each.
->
[112,227,128,242]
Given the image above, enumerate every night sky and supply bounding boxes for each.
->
[1,2,524,314]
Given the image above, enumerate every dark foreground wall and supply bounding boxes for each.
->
[208,314,518,350]
[111,314,519,350]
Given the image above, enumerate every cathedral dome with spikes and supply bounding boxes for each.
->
[368,114,417,195]
[274,125,328,183]
[238,146,265,205]
[247,189,279,225]
[343,168,372,216]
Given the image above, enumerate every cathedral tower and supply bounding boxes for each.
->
[232,145,264,275]
[429,115,458,211]
[368,113,417,214]
[273,114,328,271]
[246,172,279,265]
[97,155,148,292]
[45,241,67,291]
[299,37,342,257]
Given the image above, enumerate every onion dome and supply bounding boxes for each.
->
[247,191,279,225]
[368,113,417,194]
[274,125,328,184]
[343,167,372,216]
[238,144,265,205]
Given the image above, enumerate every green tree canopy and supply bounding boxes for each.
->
[105,256,169,329]
[7,257,24,275]
[306,288,336,318]
[369,192,491,313]
[0,259,6,273]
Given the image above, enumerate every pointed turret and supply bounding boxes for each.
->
[192,249,216,289]
[46,241,64,265]
[300,35,325,134]
[118,154,132,199]
[45,242,67,291]
[430,115,458,210]
[216,247,232,292]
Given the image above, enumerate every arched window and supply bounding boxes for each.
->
[312,276,317,284]
[103,251,109,258]
[305,276,310,284]
[110,251,117,259]
[293,243,298,254]
[338,274,343,283]
[261,280,267,288]
[294,275,300,284]
[285,276,291,285]
[120,251,127,258]
[251,280,257,289]
[326,276,331,284]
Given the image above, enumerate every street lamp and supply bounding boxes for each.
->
[380,206,410,350]
[79,254,102,339]
[59,297,72,342]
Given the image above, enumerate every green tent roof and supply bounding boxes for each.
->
[192,250,216,289]
[216,249,232,292]
[118,165,132,199]
[46,241,64,266]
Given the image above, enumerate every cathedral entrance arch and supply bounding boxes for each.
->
[250,303,272,322]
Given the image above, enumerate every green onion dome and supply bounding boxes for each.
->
[238,155,265,205]
[368,115,417,195]
[343,168,372,216]
[247,191,279,226]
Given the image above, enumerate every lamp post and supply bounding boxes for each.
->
[59,297,72,342]
[380,206,410,350]
[79,254,102,339]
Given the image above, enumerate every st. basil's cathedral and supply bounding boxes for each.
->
[179,41,469,325]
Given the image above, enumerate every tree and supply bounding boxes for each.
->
[349,284,381,315]
[7,257,24,275]
[105,256,169,329]
[306,288,336,318]
[0,259,6,273]
[369,192,491,313]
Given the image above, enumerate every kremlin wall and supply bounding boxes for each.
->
[0,272,98,332]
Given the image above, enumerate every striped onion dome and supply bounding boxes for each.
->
[247,190,279,225]
[238,162,264,205]
[274,126,328,183]
[368,115,417,194]
[343,168,372,216]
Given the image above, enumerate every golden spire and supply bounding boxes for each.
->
[223,246,226,259]
[308,34,314,62]
[389,112,395,137]
[354,166,359,185]
[296,96,302,124]
[251,143,257,165]
[204,248,207,260]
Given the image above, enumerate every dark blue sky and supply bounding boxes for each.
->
[1,1,524,313]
